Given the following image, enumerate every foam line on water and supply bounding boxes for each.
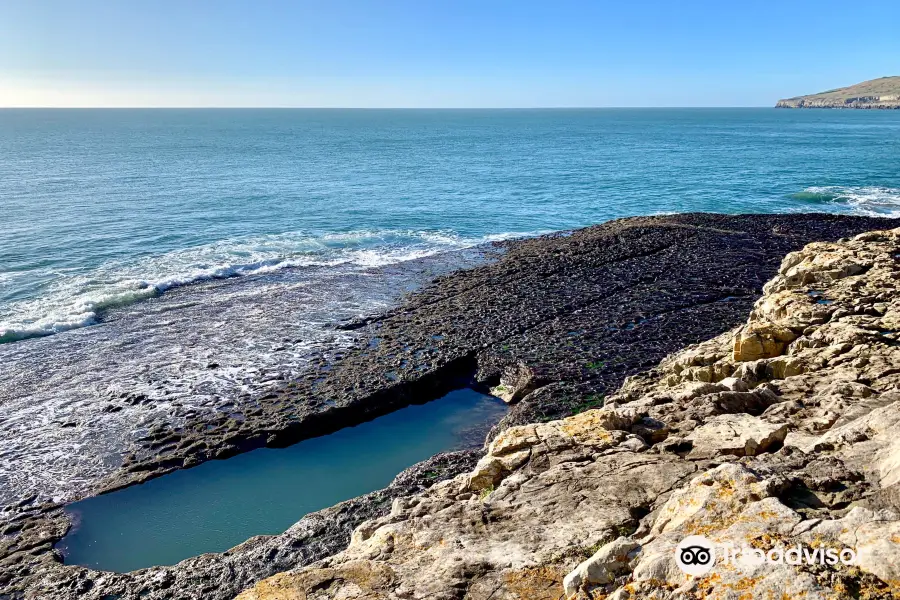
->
[0,229,540,344]
[790,186,900,217]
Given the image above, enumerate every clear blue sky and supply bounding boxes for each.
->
[2,0,898,107]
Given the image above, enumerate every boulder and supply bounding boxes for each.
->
[732,322,797,362]
[490,362,543,404]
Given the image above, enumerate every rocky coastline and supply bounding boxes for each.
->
[2,213,896,599]
[776,76,900,109]
[238,225,900,599]
[776,98,900,110]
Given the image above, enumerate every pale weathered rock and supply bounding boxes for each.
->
[686,414,788,458]
[650,463,782,535]
[799,506,900,586]
[490,362,543,404]
[562,537,638,596]
[717,376,748,392]
[236,228,900,600]
[732,321,798,361]
[467,407,634,492]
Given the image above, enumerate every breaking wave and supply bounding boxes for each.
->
[790,186,900,217]
[0,229,536,344]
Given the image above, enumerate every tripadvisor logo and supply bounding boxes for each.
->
[675,536,716,576]
[675,535,857,576]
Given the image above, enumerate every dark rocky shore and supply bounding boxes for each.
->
[242,223,900,600]
[2,212,896,600]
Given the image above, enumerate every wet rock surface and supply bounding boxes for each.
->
[2,213,895,599]
[0,249,491,511]
[236,224,900,600]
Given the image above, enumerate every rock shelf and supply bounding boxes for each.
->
[238,225,900,600]
[4,213,896,599]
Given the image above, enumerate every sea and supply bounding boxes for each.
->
[1,108,899,507]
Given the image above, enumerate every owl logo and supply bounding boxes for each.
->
[675,535,716,576]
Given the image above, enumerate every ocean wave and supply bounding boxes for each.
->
[790,186,900,217]
[0,229,538,344]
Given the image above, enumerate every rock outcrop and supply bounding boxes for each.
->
[4,214,897,599]
[237,227,900,599]
[776,76,900,109]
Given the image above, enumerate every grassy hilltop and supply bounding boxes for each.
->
[777,76,900,108]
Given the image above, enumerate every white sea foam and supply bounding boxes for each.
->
[0,229,539,344]
[791,186,900,217]
[0,233,506,506]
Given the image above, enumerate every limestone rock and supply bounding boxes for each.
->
[7,219,900,600]
[800,506,900,585]
[490,362,543,404]
[562,537,638,596]
[686,414,787,458]
[233,227,900,600]
[469,407,634,492]
[732,322,797,361]
[38,225,845,600]
[650,463,782,535]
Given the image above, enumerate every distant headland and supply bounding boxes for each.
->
[776,76,900,109]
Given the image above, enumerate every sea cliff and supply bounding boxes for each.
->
[776,76,900,109]
[238,227,900,599]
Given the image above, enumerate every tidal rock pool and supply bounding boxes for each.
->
[57,388,506,573]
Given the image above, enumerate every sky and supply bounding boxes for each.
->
[1,0,898,108]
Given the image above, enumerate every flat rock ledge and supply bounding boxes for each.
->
[4,214,895,600]
[236,227,900,599]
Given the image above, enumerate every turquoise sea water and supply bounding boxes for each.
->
[2,108,899,343]
[1,108,899,515]
[58,388,506,572]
